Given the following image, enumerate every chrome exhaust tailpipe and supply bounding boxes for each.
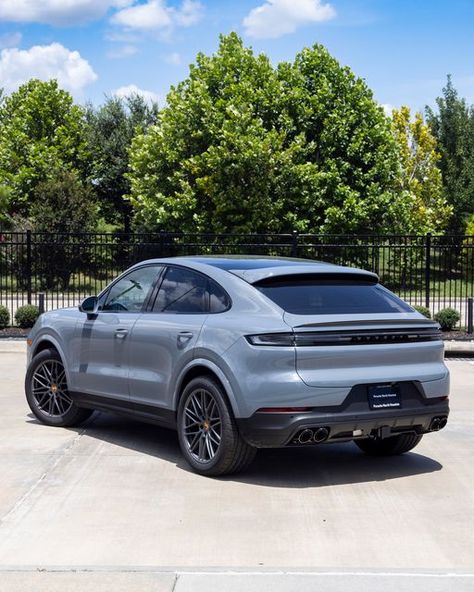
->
[438,417,448,430]
[313,427,330,443]
[297,429,314,444]
[430,416,448,431]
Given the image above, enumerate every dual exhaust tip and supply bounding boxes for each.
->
[430,416,448,432]
[295,427,330,445]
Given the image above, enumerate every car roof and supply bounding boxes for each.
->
[138,255,378,284]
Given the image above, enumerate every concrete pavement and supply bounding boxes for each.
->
[0,341,473,590]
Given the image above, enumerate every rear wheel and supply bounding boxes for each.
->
[355,433,423,456]
[25,348,93,427]
[177,376,256,476]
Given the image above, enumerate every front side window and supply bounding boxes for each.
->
[103,266,162,312]
[255,277,412,315]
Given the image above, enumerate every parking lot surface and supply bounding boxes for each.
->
[0,341,473,591]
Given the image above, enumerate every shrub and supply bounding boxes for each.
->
[434,308,461,331]
[0,305,10,329]
[15,305,40,328]
[412,305,431,319]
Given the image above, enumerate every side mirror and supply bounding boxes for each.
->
[79,296,99,318]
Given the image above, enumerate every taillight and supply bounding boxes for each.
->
[246,328,441,347]
[246,333,295,346]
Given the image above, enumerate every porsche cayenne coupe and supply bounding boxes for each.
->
[25,256,450,476]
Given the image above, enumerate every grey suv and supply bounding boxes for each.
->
[25,256,450,476]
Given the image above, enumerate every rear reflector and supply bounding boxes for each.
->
[256,407,311,414]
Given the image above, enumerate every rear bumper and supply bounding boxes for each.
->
[236,382,449,448]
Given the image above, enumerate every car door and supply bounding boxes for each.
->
[128,265,212,411]
[71,264,163,403]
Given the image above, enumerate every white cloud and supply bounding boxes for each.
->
[382,103,395,117]
[114,84,160,104]
[243,0,336,39]
[112,0,202,32]
[0,32,22,49]
[107,44,139,58]
[0,0,133,26]
[164,51,181,65]
[0,43,98,95]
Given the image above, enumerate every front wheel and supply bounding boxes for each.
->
[177,377,256,476]
[355,433,423,456]
[25,348,93,427]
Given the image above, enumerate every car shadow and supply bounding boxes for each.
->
[26,411,443,488]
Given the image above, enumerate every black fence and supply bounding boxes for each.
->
[1,230,474,326]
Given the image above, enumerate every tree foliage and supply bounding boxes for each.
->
[128,33,414,234]
[27,171,97,289]
[0,80,88,218]
[85,94,158,230]
[390,106,451,233]
[426,77,474,233]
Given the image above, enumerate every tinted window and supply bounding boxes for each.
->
[103,266,162,312]
[209,279,230,313]
[256,279,412,315]
[154,267,208,314]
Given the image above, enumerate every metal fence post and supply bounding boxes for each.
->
[467,297,473,334]
[425,232,432,309]
[38,292,45,315]
[291,230,299,258]
[159,230,165,258]
[26,230,32,305]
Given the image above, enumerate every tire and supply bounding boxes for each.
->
[355,433,423,456]
[25,348,93,427]
[177,376,256,477]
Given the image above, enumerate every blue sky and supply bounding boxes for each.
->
[0,0,473,114]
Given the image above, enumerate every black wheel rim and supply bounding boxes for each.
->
[182,389,222,463]
[31,359,73,417]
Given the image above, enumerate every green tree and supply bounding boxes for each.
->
[426,76,474,233]
[0,79,87,218]
[128,34,416,235]
[85,94,158,231]
[28,171,98,289]
[391,106,451,233]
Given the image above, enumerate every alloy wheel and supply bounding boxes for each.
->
[31,359,73,417]
[182,388,222,463]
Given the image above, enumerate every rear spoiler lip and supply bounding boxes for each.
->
[285,318,440,330]
[230,265,378,284]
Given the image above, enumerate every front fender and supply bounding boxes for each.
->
[28,330,72,387]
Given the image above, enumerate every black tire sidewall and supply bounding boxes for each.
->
[25,348,89,427]
[177,377,237,475]
[355,433,423,456]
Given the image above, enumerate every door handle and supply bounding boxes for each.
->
[178,331,194,341]
[115,328,128,339]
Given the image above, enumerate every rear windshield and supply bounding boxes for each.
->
[255,278,412,315]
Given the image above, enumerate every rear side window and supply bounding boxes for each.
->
[209,279,231,313]
[255,278,412,315]
[153,267,230,314]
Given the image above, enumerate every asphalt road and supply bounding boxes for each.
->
[0,341,473,591]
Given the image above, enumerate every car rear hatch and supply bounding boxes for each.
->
[250,269,446,388]
[284,314,444,387]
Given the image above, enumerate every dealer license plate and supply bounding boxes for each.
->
[368,385,401,410]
